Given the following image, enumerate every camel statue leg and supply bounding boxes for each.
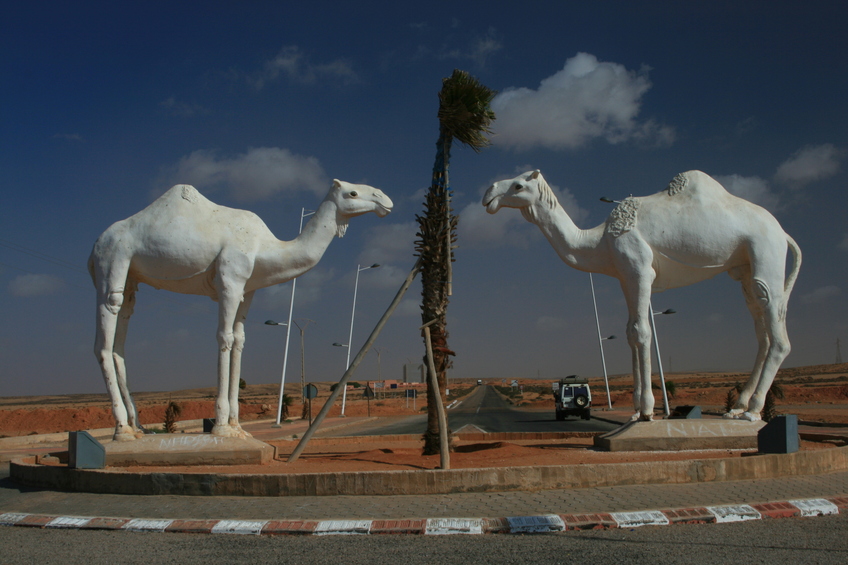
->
[741,280,791,420]
[112,280,144,437]
[211,263,251,438]
[730,245,792,420]
[93,264,137,441]
[225,291,254,437]
[725,268,769,417]
[620,271,656,421]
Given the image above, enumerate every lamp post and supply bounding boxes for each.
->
[293,319,315,420]
[374,346,386,382]
[590,273,617,409]
[265,319,288,425]
[267,207,314,428]
[339,263,380,416]
[649,304,676,417]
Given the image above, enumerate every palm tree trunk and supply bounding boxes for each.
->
[417,128,456,455]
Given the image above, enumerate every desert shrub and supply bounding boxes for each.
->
[164,401,181,433]
[724,388,737,412]
[762,382,785,422]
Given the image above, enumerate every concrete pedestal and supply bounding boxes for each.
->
[104,434,274,466]
[594,419,766,452]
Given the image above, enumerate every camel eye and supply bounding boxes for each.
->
[514,184,523,191]
[350,191,358,197]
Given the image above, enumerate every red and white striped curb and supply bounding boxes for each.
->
[2,497,846,535]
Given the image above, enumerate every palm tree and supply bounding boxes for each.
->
[416,69,496,455]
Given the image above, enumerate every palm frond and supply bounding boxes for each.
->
[437,69,497,152]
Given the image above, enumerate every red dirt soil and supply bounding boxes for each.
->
[2,363,847,438]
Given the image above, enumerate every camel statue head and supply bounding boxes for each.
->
[326,179,394,237]
[483,170,556,221]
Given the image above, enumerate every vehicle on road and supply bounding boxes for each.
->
[553,375,591,421]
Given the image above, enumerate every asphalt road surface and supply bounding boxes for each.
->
[2,513,846,565]
[340,385,619,436]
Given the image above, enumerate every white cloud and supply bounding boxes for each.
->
[448,28,502,67]
[358,222,418,266]
[8,274,64,297]
[840,233,848,251]
[252,46,359,89]
[167,147,328,201]
[392,298,421,318]
[801,285,840,305]
[713,174,781,212]
[256,265,336,311]
[159,96,209,118]
[491,52,674,150]
[774,144,845,188]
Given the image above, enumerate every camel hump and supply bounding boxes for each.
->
[157,184,209,205]
[663,170,729,198]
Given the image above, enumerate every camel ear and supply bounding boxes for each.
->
[530,170,541,179]
[333,179,342,188]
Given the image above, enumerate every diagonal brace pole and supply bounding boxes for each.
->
[287,258,422,463]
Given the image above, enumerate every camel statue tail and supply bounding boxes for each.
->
[782,234,802,313]
[87,252,96,286]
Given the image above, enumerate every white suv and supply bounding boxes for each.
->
[552,375,592,421]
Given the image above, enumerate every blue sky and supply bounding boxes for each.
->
[2,2,847,397]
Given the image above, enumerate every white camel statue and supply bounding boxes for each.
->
[483,170,801,422]
[90,180,393,441]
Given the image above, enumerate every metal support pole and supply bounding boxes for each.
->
[273,208,313,426]
[590,274,613,409]
[649,301,671,417]
[422,319,450,469]
[287,258,421,463]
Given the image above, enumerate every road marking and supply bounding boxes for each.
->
[211,520,268,534]
[611,511,670,528]
[123,519,174,532]
[46,516,92,528]
[314,520,372,535]
[789,499,839,516]
[425,518,483,535]
[707,505,761,523]
[507,515,565,533]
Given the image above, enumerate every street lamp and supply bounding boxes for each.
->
[373,346,386,382]
[590,273,617,409]
[293,319,315,420]
[649,304,676,417]
[264,319,288,426]
[339,263,380,416]
[267,207,315,428]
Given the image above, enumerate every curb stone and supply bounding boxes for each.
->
[1,497,844,536]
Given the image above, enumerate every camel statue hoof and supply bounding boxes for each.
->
[228,424,252,439]
[639,413,654,422]
[723,409,746,420]
[113,426,138,442]
[740,411,761,422]
[629,412,641,422]
[211,424,243,438]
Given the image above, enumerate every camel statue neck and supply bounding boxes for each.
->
[527,199,607,274]
[259,198,342,285]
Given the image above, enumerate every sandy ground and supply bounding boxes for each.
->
[2,362,847,438]
[5,363,846,474]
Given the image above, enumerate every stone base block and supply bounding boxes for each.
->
[104,434,274,466]
[594,419,766,452]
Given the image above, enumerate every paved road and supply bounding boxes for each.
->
[2,513,846,564]
[345,385,618,436]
